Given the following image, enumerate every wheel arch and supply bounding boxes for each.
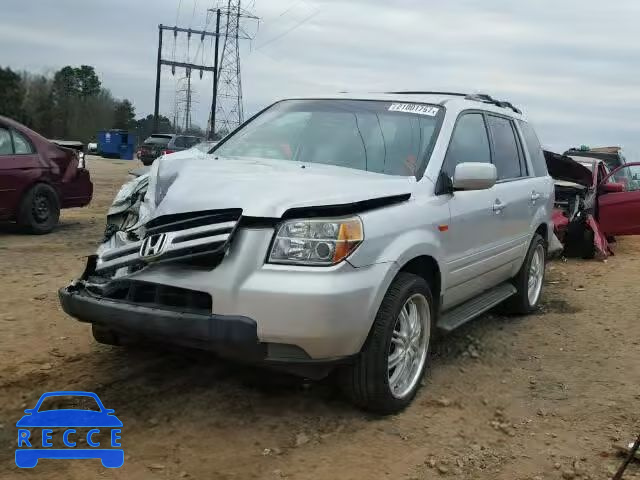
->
[358,253,442,354]
[397,255,442,310]
[535,222,548,248]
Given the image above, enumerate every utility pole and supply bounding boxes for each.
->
[152,4,257,137]
[209,8,221,140]
[185,69,192,131]
[152,25,220,133]
[153,25,163,132]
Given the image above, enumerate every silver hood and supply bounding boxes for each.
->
[150,156,416,219]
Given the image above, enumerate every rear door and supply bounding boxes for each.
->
[598,162,640,235]
[0,126,42,218]
[486,115,535,265]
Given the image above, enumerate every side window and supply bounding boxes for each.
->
[487,115,522,180]
[12,130,34,154]
[174,137,187,148]
[0,128,13,155]
[518,120,547,177]
[442,113,491,176]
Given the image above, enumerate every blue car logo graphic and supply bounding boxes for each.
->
[15,391,123,468]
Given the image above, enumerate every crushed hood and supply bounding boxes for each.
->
[544,150,593,188]
[150,156,416,219]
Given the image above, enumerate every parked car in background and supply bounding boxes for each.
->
[61,92,554,413]
[51,140,86,168]
[564,146,634,187]
[137,134,202,166]
[87,142,98,154]
[0,115,93,234]
[546,150,640,258]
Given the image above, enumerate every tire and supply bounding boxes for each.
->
[341,273,433,414]
[17,183,60,234]
[502,234,546,315]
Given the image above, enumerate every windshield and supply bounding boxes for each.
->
[213,99,442,178]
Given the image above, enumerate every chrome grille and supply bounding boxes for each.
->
[96,209,242,272]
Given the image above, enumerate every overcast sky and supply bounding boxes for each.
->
[2,0,639,158]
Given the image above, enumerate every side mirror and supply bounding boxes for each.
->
[453,163,497,191]
[601,182,625,193]
[24,409,34,414]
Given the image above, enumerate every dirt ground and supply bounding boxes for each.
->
[0,157,638,480]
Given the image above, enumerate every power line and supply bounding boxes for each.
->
[190,0,199,27]
[254,8,321,51]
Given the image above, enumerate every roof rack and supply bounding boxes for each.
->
[385,91,521,114]
[466,93,522,114]
[386,91,468,97]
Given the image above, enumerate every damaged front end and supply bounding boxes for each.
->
[97,167,152,277]
[545,151,611,259]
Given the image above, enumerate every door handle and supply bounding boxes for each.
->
[493,200,506,213]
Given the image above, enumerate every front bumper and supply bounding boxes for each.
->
[59,285,266,361]
[61,229,396,361]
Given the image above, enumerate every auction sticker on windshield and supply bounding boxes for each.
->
[388,103,440,116]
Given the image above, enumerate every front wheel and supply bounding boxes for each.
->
[341,273,433,414]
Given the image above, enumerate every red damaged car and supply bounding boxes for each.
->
[546,150,640,258]
[0,116,93,234]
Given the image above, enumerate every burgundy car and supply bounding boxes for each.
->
[0,116,93,234]
[546,150,640,258]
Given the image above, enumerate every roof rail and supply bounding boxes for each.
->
[465,93,522,114]
[385,91,522,114]
[386,91,469,97]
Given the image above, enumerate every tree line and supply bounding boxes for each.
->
[0,65,204,144]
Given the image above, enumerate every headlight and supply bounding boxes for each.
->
[268,217,364,266]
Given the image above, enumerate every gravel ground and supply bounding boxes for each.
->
[0,157,638,479]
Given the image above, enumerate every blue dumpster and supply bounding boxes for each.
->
[97,130,136,160]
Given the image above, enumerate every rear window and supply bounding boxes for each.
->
[144,135,172,145]
[518,120,548,177]
[487,115,523,180]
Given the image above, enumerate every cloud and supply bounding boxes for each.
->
[1,0,638,158]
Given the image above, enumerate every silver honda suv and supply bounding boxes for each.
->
[60,92,554,414]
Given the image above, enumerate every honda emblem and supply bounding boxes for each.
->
[140,233,169,260]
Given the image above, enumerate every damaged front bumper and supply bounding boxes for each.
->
[59,282,264,361]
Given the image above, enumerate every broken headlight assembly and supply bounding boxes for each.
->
[268,217,364,266]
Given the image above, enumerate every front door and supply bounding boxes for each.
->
[440,112,507,309]
[598,163,640,235]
